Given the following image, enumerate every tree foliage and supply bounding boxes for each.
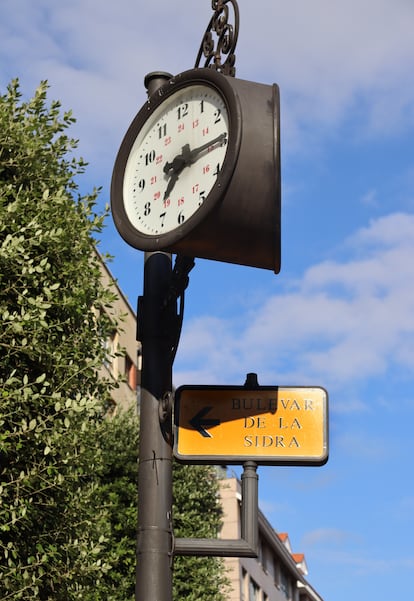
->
[0,80,115,599]
[91,409,139,601]
[94,409,228,601]
[0,79,228,600]
[173,463,229,601]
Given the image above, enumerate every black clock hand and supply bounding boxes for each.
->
[164,134,226,176]
[162,134,226,200]
[163,172,179,200]
[187,132,227,164]
[163,145,189,176]
[163,145,190,200]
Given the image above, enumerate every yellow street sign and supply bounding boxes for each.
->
[174,385,328,465]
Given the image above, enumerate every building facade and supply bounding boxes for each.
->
[98,253,140,410]
[219,476,323,601]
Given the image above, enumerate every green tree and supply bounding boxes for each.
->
[91,408,139,601]
[173,463,229,601]
[0,80,115,599]
[0,78,228,600]
[93,409,228,601]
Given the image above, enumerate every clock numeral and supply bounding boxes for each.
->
[144,202,151,216]
[200,99,205,113]
[177,103,189,120]
[145,150,156,166]
[159,212,166,227]
[178,123,185,133]
[213,163,221,177]
[164,136,172,146]
[158,123,167,138]
[191,185,206,205]
[214,108,221,124]
[178,197,184,207]
[163,198,171,208]
[203,165,210,175]
[138,179,145,191]
[177,211,185,225]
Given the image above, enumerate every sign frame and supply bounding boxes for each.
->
[174,385,329,466]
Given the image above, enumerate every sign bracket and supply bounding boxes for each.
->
[174,461,259,558]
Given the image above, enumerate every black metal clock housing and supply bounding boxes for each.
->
[111,68,281,272]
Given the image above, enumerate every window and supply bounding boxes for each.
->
[261,541,274,577]
[264,545,275,580]
[125,354,137,389]
[273,557,280,587]
[248,577,260,601]
[280,568,292,600]
[241,568,248,601]
[103,329,117,370]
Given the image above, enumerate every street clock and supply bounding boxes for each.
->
[111,68,281,272]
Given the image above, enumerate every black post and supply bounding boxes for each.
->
[136,72,174,601]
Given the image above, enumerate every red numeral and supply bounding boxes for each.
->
[153,191,161,201]
[178,197,184,206]
[203,165,210,174]
[156,155,163,165]
[164,136,172,146]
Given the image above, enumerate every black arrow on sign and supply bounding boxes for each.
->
[189,406,221,438]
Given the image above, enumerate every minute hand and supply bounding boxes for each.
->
[187,132,227,164]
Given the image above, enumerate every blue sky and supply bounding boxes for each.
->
[2,1,414,599]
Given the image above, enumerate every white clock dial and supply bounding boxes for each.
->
[123,85,229,235]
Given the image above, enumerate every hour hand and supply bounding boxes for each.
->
[163,145,192,200]
[163,172,179,200]
[163,145,190,175]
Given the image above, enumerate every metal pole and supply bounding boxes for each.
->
[174,460,259,558]
[136,72,174,601]
[241,461,259,554]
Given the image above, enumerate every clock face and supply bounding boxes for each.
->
[122,84,230,235]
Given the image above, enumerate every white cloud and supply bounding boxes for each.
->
[302,527,357,547]
[312,547,414,574]
[175,212,414,392]
[335,430,390,460]
[2,0,414,171]
[239,0,414,140]
[360,189,378,208]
